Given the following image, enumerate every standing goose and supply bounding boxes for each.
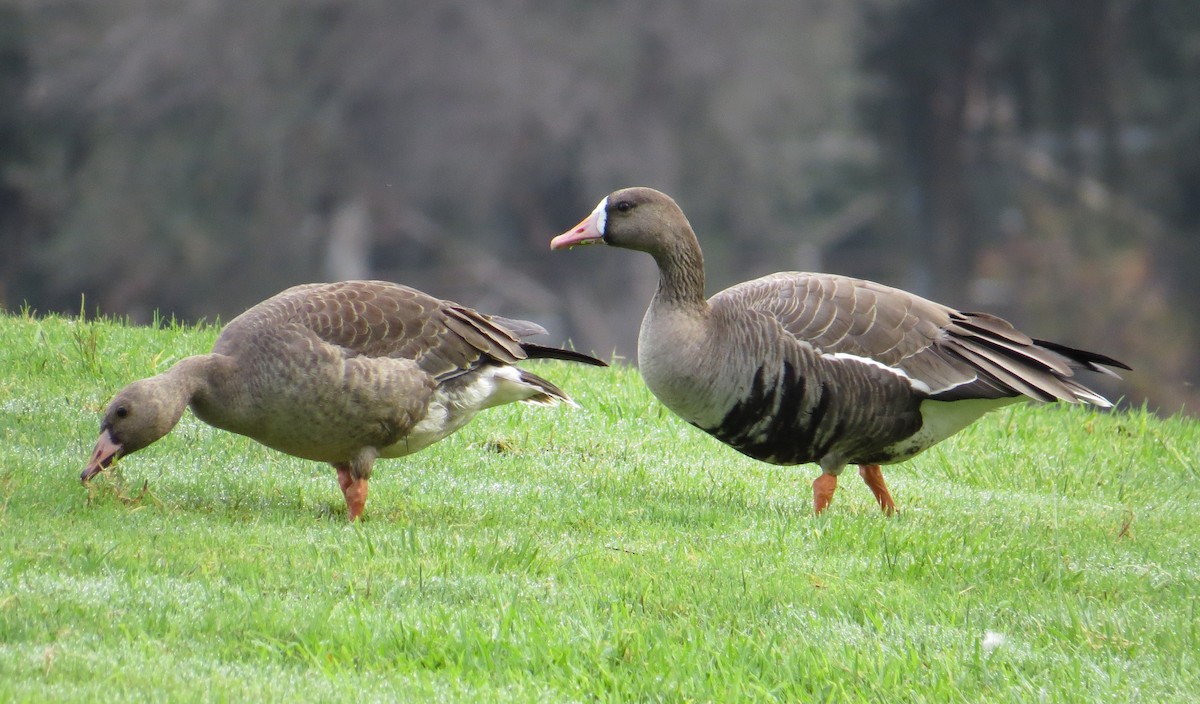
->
[81,280,605,520]
[551,187,1127,515]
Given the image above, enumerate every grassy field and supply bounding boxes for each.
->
[0,310,1197,702]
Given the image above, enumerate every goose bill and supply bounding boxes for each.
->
[550,202,606,250]
[81,428,121,483]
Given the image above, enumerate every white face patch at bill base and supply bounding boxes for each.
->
[823,351,932,394]
[592,196,609,236]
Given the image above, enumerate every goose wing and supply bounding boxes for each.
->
[710,272,1127,405]
[219,281,569,382]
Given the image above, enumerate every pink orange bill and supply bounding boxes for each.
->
[550,197,607,250]
[81,427,121,483]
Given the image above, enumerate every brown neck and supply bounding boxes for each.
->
[165,354,235,404]
[650,228,707,311]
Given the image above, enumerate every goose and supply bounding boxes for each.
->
[81,280,606,520]
[551,187,1128,515]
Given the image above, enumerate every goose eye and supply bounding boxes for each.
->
[115,406,129,419]
[615,200,635,213]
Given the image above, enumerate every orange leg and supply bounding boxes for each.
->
[858,464,895,516]
[813,473,838,515]
[335,464,369,521]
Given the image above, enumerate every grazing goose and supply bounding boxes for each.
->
[551,187,1128,515]
[81,280,605,520]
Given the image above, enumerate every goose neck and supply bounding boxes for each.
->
[650,234,707,311]
[164,354,233,403]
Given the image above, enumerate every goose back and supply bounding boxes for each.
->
[710,272,1124,405]
[214,281,528,377]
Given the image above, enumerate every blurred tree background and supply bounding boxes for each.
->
[0,0,1196,413]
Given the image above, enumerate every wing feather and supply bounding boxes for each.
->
[217,280,596,383]
[709,272,1125,405]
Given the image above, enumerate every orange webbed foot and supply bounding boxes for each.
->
[813,473,838,515]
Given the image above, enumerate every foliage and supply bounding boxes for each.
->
[861,0,1200,413]
[0,1,1195,411]
[5,1,867,328]
[1,313,1198,701]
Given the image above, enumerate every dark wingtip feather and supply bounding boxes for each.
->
[1032,339,1131,375]
[520,343,608,367]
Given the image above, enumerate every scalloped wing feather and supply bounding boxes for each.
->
[709,272,1123,405]
[217,281,537,382]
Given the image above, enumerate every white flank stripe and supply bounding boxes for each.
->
[824,351,931,394]
[927,375,977,396]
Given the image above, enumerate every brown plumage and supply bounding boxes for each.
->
[551,187,1127,515]
[81,281,605,520]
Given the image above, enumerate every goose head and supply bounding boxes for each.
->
[550,187,695,258]
[552,187,707,306]
[81,375,192,483]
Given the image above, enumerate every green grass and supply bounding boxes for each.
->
[1,311,1198,702]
